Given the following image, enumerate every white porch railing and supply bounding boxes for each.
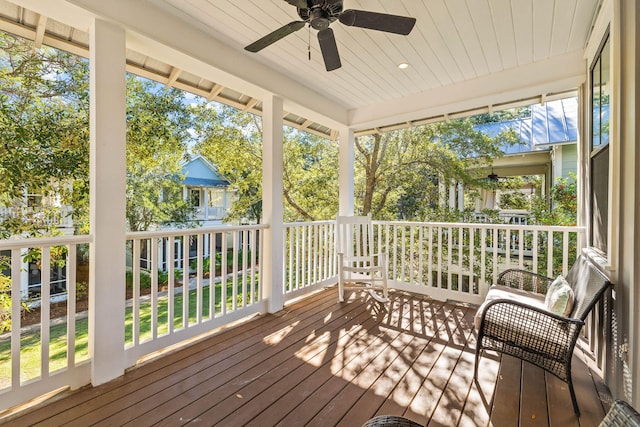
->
[193,206,229,222]
[0,234,92,411]
[0,206,74,229]
[283,221,336,302]
[373,221,584,305]
[0,220,605,413]
[283,220,585,306]
[124,224,267,366]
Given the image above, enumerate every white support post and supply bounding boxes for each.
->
[457,182,464,211]
[438,176,446,209]
[89,19,127,385]
[203,188,210,220]
[449,181,456,209]
[262,94,284,313]
[338,127,355,216]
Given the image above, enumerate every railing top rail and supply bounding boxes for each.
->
[0,234,92,250]
[371,220,585,233]
[284,220,335,227]
[126,223,268,239]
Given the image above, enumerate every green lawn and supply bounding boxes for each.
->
[0,277,259,388]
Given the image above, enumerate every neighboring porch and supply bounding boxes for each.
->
[2,288,608,426]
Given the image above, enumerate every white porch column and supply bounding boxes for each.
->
[261,94,284,313]
[89,19,127,385]
[338,127,355,216]
[438,176,446,208]
[449,181,456,209]
[203,188,210,220]
[457,182,464,211]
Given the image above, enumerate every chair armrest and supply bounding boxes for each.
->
[497,269,554,294]
[479,299,584,365]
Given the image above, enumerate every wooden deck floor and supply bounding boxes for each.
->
[2,289,609,426]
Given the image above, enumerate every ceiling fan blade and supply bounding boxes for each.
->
[339,9,416,35]
[284,0,308,8]
[317,28,341,71]
[245,21,306,53]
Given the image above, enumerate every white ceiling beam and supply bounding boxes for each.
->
[243,98,259,112]
[166,67,182,88]
[207,84,223,102]
[34,14,47,48]
[64,0,349,128]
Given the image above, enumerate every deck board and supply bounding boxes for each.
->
[1,288,608,427]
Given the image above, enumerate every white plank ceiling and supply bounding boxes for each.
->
[1,0,602,134]
[151,0,599,111]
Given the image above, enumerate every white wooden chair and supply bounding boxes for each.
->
[335,215,389,303]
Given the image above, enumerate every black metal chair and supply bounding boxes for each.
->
[600,400,640,426]
[361,415,422,427]
[474,255,612,416]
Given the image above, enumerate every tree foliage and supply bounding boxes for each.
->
[193,104,338,223]
[193,104,263,223]
[125,75,194,231]
[354,119,518,220]
[531,173,578,225]
[0,32,89,237]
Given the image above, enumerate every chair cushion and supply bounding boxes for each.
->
[474,284,546,330]
[545,275,574,317]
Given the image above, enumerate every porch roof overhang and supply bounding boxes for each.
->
[2,0,600,136]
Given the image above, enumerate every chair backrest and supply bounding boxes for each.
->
[599,400,640,426]
[335,215,375,260]
[565,255,612,320]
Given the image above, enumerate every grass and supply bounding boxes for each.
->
[0,277,259,388]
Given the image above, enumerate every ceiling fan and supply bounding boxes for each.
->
[244,0,417,72]
[484,168,503,183]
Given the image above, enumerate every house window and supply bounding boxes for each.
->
[209,190,224,207]
[189,188,201,207]
[27,194,42,207]
[589,32,610,254]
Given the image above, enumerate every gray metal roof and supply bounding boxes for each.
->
[474,98,578,155]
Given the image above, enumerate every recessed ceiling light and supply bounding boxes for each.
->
[398,62,409,69]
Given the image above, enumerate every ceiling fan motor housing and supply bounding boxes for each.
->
[298,0,342,29]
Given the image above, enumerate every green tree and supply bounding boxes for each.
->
[0,31,89,237]
[193,104,263,223]
[531,173,578,226]
[125,75,195,231]
[355,118,516,220]
[282,128,338,221]
[194,104,338,223]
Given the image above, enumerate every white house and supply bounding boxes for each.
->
[179,155,236,227]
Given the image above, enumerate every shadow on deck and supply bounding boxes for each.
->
[1,288,609,426]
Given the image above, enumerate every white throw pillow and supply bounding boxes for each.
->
[545,275,574,316]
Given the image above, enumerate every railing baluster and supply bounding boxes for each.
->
[428,226,433,287]
[242,229,248,307]
[133,238,141,344]
[209,232,215,316]
[232,231,238,312]
[67,245,77,368]
[480,227,486,294]
[167,236,175,333]
[151,238,158,338]
[563,230,569,275]
[547,230,553,277]
[41,247,50,379]
[181,235,189,329]
[196,233,203,321]
[533,230,539,276]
